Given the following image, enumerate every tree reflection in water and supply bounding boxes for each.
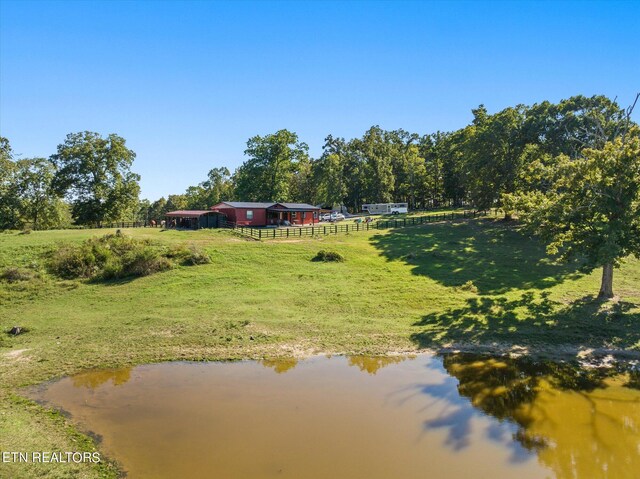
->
[71,367,132,389]
[260,358,298,374]
[348,355,412,375]
[423,353,640,479]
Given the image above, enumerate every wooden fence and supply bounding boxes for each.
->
[233,210,491,240]
[92,221,162,229]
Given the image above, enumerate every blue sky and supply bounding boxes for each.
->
[1,0,638,201]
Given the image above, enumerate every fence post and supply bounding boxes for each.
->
[259,229,262,240]
[312,226,315,236]
[324,226,327,235]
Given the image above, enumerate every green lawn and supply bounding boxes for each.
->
[1,218,639,478]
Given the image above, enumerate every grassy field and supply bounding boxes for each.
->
[1,217,639,478]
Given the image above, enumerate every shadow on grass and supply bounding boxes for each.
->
[411,292,640,351]
[370,219,583,294]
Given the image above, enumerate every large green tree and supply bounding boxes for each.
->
[184,167,234,209]
[313,135,348,208]
[234,130,309,202]
[165,194,188,212]
[51,132,141,225]
[0,137,21,229]
[13,158,69,229]
[465,105,528,216]
[351,126,395,204]
[147,197,168,221]
[507,129,640,299]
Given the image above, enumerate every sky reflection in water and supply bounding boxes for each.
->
[33,354,640,479]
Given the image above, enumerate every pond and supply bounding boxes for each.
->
[31,354,640,479]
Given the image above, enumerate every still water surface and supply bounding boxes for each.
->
[33,354,640,479]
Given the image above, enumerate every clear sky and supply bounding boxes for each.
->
[1,0,638,201]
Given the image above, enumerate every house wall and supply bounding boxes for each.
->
[237,208,267,226]
[211,203,318,227]
[211,205,237,223]
[289,211,318,225]
[211,205,267,226]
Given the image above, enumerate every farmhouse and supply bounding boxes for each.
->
[210,202,320,227]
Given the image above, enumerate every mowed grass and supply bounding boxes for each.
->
[1,219,639,478]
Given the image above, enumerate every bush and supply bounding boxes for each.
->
[459,280,478,293]
[50,243,105,279]
[0,267,35,283]
[19,229,32,235]
[121,249,172,277]
[49,233,207,280]
[166,244,212,266]
[312,250,345,262]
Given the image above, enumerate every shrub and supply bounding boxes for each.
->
[121,249,172,278]
[167,244,212,266]
[459,280,478,293]
[0,267,35,283]
[19,229,32,235]
[312,250,345,262]
[49,233,206,281]
[50,243,103,279]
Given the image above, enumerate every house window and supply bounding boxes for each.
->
[247,210,254,220]
[313,211,317,219]
[302,212,307,219]
[292,212,297,218]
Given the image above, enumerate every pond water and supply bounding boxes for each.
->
[31,354,640,479]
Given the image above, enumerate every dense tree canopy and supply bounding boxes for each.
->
[0,137,70,230]
[51,132,141,225]
[506,131,640,298]
[0,137,20,229]
[234,129,309,202]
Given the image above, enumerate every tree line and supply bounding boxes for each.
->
[147,94,637,220]
[1,93,638,297]
[1,132,139,229]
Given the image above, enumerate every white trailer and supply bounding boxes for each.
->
[362,203,409,215]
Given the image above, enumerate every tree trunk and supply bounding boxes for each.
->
[598,263,614,299]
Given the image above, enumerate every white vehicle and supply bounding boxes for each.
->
[321,213,332,221]
[330,212,345,221]
[362,203,408,215]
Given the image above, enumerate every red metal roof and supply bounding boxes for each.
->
[165,210,220,218]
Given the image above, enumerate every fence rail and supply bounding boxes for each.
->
[88,209,495,235]
[92,221,162,229]
[233,210,491,240]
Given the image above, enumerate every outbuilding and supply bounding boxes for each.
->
[210,202,320,227]
[165,210,226,229]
